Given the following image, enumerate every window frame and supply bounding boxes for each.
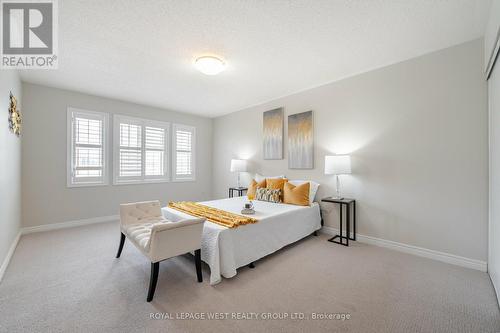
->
[113,114,170,185]
[172,123,196,182]
[67,107,109,187]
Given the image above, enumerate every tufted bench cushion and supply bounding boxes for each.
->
[122,217,170,252]
[120,201,164,225]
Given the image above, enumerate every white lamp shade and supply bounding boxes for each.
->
[325,155,351,175]
[230,159,247,172]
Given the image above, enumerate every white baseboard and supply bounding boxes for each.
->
[0,230,21,283]
[0,215,118,284]
[321,226,487,272]
[21,215,119,235]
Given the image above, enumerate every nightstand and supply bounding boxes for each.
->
[321,197,356,246]
[229,187,248,198]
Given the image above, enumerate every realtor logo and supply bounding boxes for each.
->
[1,0,58,69]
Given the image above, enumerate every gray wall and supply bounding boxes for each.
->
[484,0,500,72]
[21,83,213,227]
[486,1,500,303]
[212,39,488,261]
[0,71,22,268]
[489,56,500,304]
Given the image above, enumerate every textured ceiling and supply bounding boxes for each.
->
[19,0,491,117]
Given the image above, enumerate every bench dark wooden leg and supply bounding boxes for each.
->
[195,249,202,282]
[147,262,159,302]
[248,262,255,269]
[116,232,125,258]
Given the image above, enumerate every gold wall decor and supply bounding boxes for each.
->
[263,107,284,160]
[288,110,313,169]
[8,92,21,136]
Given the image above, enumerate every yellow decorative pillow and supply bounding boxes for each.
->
[283,182,310,206]
[266,178,288,201]
[266,178,288,191]
[247,179,266,200]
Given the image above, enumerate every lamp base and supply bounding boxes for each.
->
[333,175,344,201]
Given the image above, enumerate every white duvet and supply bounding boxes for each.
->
[161,197,321,285]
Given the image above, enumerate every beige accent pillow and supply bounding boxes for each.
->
[255,188,281,203]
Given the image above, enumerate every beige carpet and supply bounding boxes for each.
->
[0,221,499,333]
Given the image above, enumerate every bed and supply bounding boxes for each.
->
[161,196,322,285]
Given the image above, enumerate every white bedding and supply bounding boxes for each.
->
[161,197,321,285]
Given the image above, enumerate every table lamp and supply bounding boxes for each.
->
[230,159,247,188]
[324,155,351,199]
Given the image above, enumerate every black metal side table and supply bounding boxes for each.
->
[229,187,248,198]
[321,198,356,246]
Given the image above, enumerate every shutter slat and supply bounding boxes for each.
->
[75,147,102,168]
[145,150,164,176]
[145,126,165,176]
[176,152,192,175]
[120,123,141,148]
[119,123,142,178]
[175,127,193,177]
[176,130,192,151]
[119,149,141,177]
[75,117,102,145]
[75,169,102,177]
[145,127,164,149]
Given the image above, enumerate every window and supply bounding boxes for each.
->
[67,108,108,187]
[173,124,196,181]
[114,115,169,184]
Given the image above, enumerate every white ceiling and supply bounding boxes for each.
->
[20,0,491,118]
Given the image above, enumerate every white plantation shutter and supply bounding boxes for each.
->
[173,124,195,181]
[114,115,169,184]
[119,122,142,178]
[176,131,192,175]
[67,108,108,186]
[145,126,166,176]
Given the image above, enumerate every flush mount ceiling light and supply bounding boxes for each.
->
[194,56,226,75]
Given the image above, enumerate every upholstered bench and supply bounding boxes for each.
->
[116,200,205,302]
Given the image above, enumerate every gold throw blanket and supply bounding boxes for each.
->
[168,201,258,228]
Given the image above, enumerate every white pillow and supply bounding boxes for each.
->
[254,174,285,183]
[288,180,320,204]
